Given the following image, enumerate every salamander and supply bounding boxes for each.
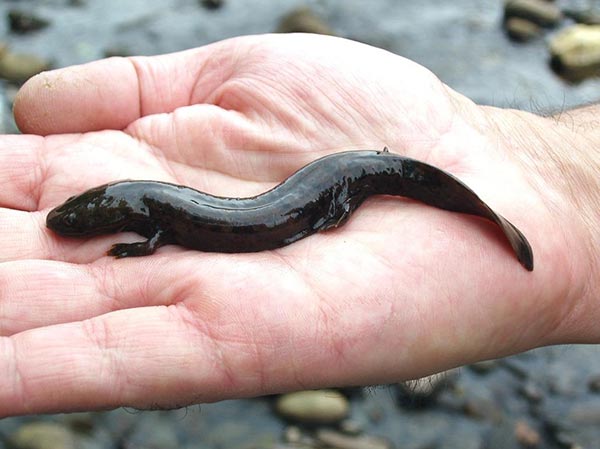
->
[46,149,534,270]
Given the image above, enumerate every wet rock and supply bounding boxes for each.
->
[275,390,349,425]
[0,44,51,84]
[462,389,502,421]
[549,24,600,81]
[8,10,49,34]
[504,0,563,28]
[339,419,364,435]
[564,8,600,25]
[588,373,600,392]
[276,7,334,35]
[7,422,77,449]
[103,46,134,58]
[315,429,392,449]
[283,426,303,444]
[62,412,95,435]
[505,17,542,42]
[514,420,541,447]
[519,381,544,403]
[200,0,224,10]
[397,370,458,408]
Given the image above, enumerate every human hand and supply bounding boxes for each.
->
[1,33,595,416]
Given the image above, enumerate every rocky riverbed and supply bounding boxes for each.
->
[1,1,600,448]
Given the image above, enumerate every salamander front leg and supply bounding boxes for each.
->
[108,229,168,258]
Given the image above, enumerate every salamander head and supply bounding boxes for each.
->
[46,184,135,237]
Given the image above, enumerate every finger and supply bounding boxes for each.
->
[0,255,322,416]
[0,132,145,211]
[13,36,261,136]
[0,254,203,335]
[0,305,239,416]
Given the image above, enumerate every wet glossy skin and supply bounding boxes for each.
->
[46,149,534,271]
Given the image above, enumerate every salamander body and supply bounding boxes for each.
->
[46,149,534,270]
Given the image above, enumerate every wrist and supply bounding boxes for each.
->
[482,104,600,345]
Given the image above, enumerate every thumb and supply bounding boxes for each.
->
[12,37,253,136]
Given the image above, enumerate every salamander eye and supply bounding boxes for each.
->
[63,212,76,227]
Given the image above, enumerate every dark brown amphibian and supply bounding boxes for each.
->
[46,149,534,270]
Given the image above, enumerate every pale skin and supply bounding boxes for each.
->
[0,33,599,417]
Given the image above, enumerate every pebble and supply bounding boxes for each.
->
[503,0,563,27]
[283,426,303,444]
[588,373,600,392]
[200,0,224,10]
[0,44,51,84]
[62,412,95,435]
[103,46,133,58]
[564,8,600,25]
[462,394,501,421]
[7,10,49,34]
[275,390,349,424]
[315,429,392,449]
[339,419,364,435]
[514,420,541,447]
[549,24,600,81]
[504,17,541,42]
[8,422,77,449]
[519,381,544,403]
[276,7,334,35]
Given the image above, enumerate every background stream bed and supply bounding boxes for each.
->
[0,1,599,448]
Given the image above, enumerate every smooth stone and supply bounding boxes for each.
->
[564,8,600,25]
[8,422,77,449]
[8,10,50,34]
[275,390,349,424]
[282,426,303,443]
[276,7,334,35]
[62,412,95,435]
[315,429,392,449]
[200,0,224,10]
[588,373,600,392]
[519,381,544,403]
[339,419,364,435]
[514,420,541,447]
[0,44,51,84]
[462,392,502,421]
[549,24,600,80]
[505,17,542,41]
[504,0,563,27]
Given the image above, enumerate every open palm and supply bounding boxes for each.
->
[0,34,571,416]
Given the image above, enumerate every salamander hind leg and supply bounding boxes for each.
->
[107,229,169,258]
